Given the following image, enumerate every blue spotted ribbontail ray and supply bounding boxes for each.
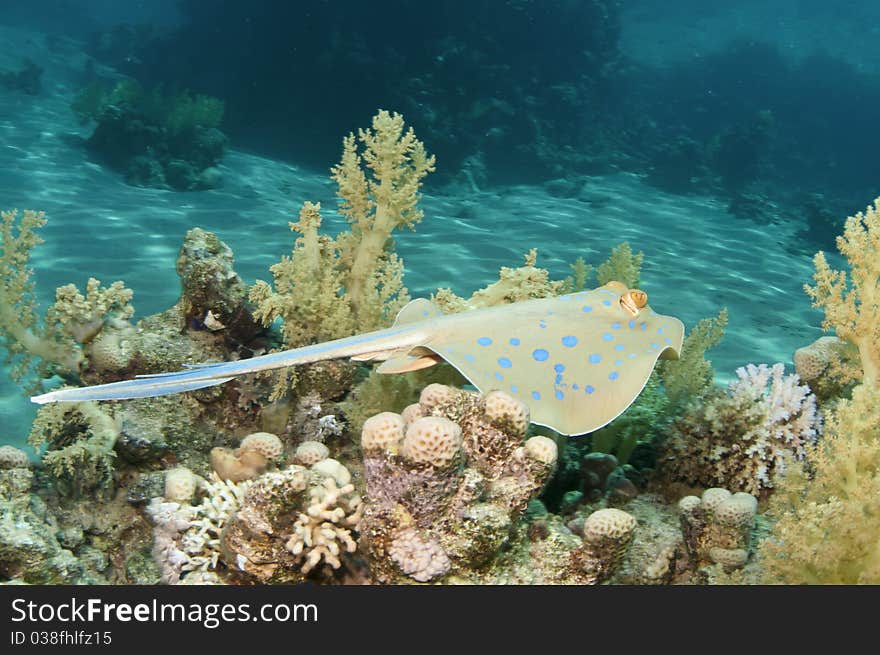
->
[31,281,684,436]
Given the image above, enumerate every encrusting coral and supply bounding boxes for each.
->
[661,362,820,495]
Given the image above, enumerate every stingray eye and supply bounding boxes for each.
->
[629,290,648,308]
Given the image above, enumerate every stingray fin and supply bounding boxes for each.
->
[391,298,443,326]
[376,353,442,374]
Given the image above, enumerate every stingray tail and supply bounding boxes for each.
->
[30,323,420,405]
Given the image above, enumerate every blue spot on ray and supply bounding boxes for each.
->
[464,354,476,362]
[582,305,593,312]
[615,359,623,366]
[554,364,565,372]
[628,320,636,328]
[532,391,541,400]
[602,300,612,306]
[509,338,520,346]
[612,322,621,329]
[511,385,518,393]
[533,349,549,362]
[614,344,625,351]
[477,337,492,346]
[586,385,595,394]
[555,390,564,400]
[609,371,619,381]
[498,357,512,368]
[494,372,503,381]
[572,383,579,390]
[602,333,614,342]
[562,335,578,347]
[589,353,602,364]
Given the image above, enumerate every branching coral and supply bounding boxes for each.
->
[249,111,433,398]
[331,109,435,323]
[761,384,880,583]
[760,199,880,583]
[27,401,121,498]
[659,308,728,406]
[805,198,880,389]
[1,209,134,387]
[662,363,820,495]
[249,201,354,348]
[148,474,251,584]
[285,475,363,574]
[595,242,643,288]
[433,249,565,312]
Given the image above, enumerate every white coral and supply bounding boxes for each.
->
[147,474,251,584]
[728,363,820,485]
[285,474,362,574]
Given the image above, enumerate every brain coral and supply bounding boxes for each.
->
[239,432,284,461]
[0,445,30,470]
[361,411,406,453]
[401,417,463,468]
[293,441,329,466]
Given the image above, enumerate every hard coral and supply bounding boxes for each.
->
[359,384,557,583]
[662,363,820,495]
[678,488,758,574]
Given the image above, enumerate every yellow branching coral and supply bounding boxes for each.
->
[805,198,880,388]
[761,384,880,583]
[596,242,644,288]
[1,209,133,385]
[659,308,728,406]
[250,201,354,346]
[760,198,880,583]
[331,109,435,324]
[433,249,565,313]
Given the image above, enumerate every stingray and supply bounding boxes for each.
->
[31,281,684,436]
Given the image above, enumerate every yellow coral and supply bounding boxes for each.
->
[433,249,565,312]
[331,109,435,324]
[595,242,644,288]
[1,209,133,386]
[250,201,354,348]
[805,198,880,388]
[762,384,880,583]
[762,198,880,583]
[659,307,728,406]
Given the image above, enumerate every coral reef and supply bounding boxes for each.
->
[359,384,558,583]
[28,401,121,498]
[678,488,758,574]
[659,308,728,407]
[570,508,637,584]
[661,363,820,495]
[805,198,880,388]
[72,80,227,190]
[1,209,134,386]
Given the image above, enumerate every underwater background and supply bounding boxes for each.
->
[0,1,879,585]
